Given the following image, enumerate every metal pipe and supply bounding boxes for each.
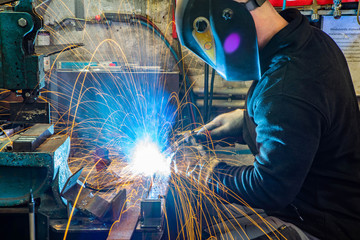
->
[196,99,245,108]
[208,68,216,120]
[193,87,249,97]
[29,190,35,240]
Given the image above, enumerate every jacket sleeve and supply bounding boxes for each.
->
[210,94,326,210]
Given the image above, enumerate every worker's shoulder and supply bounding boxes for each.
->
[256,58,335,103]
[257,23,350,93]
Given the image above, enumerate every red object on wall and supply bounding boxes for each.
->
[269,0,313,7]
[317,0,358,4]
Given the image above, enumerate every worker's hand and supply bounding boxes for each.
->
[197,109,244,140]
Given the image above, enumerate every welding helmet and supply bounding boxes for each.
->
[176,0,265,81]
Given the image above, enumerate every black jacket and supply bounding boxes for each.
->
[212,9,360,239]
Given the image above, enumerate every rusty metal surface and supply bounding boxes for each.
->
[111,189,127,222]
[61,169,127,221]
[107,204,141,240]
[10,102,50,124]
[62,180,112,219]
[107,184,148,240]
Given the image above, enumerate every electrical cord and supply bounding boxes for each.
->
[357,0,360,25]
[208,68,216,122]
[204,64,209,123]
[136,19,198,125]
[175,40,197,127]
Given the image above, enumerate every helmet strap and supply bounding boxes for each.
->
[244,0,267,11]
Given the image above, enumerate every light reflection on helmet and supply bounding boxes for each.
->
[176,0,263,81]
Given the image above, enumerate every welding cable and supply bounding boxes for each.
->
[136,19,198,125]
[204,64,210,123]
[171,0,198,125]
[175,38,198,126]
[84,183,116,192]
[52,17,87,30]
[105,13,198,124]
[208,68,216,121]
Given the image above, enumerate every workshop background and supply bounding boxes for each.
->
[34,0,360,119]
[1,0,360,239]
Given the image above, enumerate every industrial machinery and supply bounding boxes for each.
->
[0,0,80,238]
[0,1,173,239]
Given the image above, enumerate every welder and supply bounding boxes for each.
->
[176,0,360,239]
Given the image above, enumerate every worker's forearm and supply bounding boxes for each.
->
[209,95,325,210]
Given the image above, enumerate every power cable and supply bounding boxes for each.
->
[208,68,216,122]
[204,64,209,123]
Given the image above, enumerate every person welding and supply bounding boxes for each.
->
[175,0,360,239]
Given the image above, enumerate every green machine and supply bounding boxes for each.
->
[0,1,119,239]
[0,0,45,101]
[0,0,72,226]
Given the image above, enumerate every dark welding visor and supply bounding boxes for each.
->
[176,0,263,81]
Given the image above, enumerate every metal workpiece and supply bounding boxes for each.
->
[134,199,164,240]
[134,175,169,239]
[12,124,54,152]
[62,182,111,219]
[140,199,162,229]
[61,169,127,222]
[107,175,168,240]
